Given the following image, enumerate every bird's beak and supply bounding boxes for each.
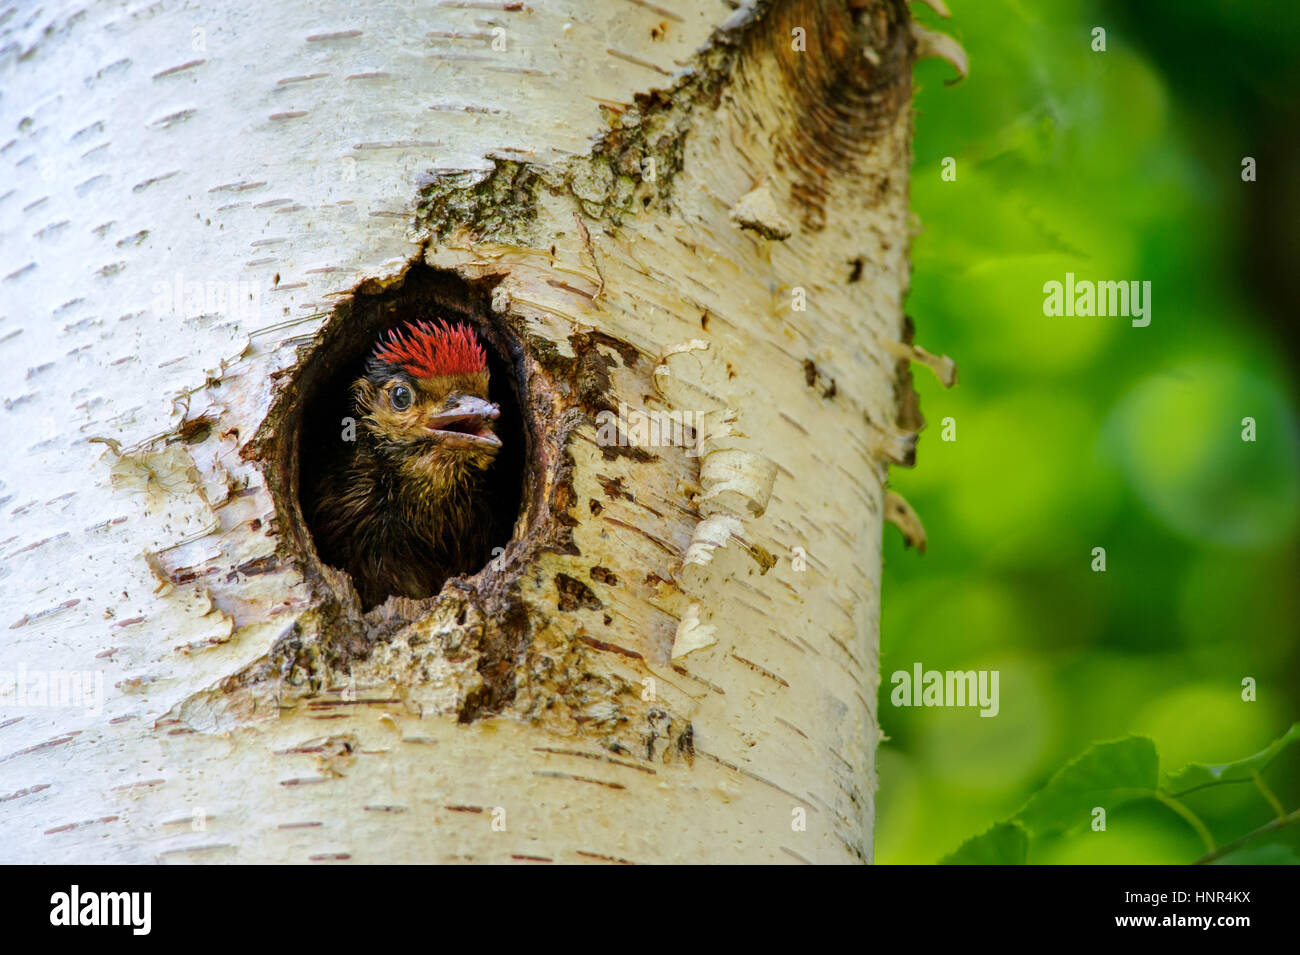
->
[425,395,502,450]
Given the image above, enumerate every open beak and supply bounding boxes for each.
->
[425,395,502,450]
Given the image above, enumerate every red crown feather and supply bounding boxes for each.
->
[371,320,487,378]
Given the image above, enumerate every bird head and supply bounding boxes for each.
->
[352,320,501,478]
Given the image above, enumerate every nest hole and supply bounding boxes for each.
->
[284,264,527,613]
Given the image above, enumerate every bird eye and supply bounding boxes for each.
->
[390,384,413,410]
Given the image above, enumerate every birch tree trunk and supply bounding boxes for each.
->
[1,0,926,863]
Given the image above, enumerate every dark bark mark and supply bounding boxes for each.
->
[589,565,619,586]
[802,358,837,399]
[734,0,914,230]
[894,313,925,438]
[554,573,604,612]
[598,475,633,500]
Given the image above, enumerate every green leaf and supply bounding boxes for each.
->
[941,822,1028,864]
[1014,737,1158,835]
[1210,844,1300,866]
[1164,723,1300,794]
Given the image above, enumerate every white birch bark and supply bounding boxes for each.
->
[0,0,921,863]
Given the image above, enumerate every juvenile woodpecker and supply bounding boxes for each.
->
[312,320,501,608]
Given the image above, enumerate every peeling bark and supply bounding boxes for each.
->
[1,0,919,863]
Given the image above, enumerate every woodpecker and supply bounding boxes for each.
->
[311,320,501,608]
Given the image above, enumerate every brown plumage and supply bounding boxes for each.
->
[311,321,502,609]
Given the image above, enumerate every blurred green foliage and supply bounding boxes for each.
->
[942,728,1300,865]
[879,0,1300,863]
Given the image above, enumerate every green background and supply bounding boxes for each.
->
[879,0,1300,863]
